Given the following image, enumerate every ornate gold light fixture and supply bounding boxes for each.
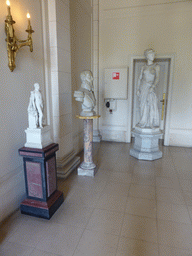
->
[5,0,34,72]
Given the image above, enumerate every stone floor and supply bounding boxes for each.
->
[1,141,192,255]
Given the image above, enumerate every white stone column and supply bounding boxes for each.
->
[92,0,102,142]
[48,0,80,178]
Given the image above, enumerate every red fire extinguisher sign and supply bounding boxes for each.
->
[112,72,120,80]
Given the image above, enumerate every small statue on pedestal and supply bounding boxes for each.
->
[28,83,44,129]
[137,49,160,129]
[74,70,96,116]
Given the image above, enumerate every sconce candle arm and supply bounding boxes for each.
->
[5,9,34,72]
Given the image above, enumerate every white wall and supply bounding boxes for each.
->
[99,0,192,146]
[70,0,92,152]
[0,0,46,221]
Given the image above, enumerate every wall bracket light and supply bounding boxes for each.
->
[5,0,34,72]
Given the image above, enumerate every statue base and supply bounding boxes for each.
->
[130,127,163,161]
[25,125,52,149]
[78,162,97,177]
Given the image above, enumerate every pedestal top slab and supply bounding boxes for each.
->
[76,115,101,120]
[19,143,59,158]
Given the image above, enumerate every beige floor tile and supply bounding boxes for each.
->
[29,249,60,256]
[51,201,93,228]
[72,176,108,193]
[109,172,132,184]
[159,245,192,256]
[35,223,84,256]
[156,187,185,205]
[183,191,192,206]
[0,242,34,256]
[117,237,158,256]
[96,193,127,212]
[157,201,191,224]
[187,206,192,220]
[177,170,192,180]
[172,204,191,223]
[132,173,156,186]
[156,176,181,190]
[86,208,124,235]
[173,159,192,173]
[179,179,192,192]
[73,229,118,256]
[64,187,101,208]
[7,218,49,247]
[157,201,172,221]
[129,184,156,200]
[126,197,156,218]
[154,159,176,177]
[121,214,158,243]
[102,181,130,197]
[158,219,192,249]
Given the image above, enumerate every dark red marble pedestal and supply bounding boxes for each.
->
[19,143,64,219]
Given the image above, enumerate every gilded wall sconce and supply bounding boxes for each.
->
[5,0,34,72]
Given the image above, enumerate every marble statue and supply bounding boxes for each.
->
[137,49,160,128]
[74,70,96,116]
[28,83,44,129]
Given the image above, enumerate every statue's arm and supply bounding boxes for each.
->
[153,65,160,88]
[137,66,144,96]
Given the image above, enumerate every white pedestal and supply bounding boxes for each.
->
[130,127,163,160]
[25,126,53,149]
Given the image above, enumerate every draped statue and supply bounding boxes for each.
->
[137,49,160,128]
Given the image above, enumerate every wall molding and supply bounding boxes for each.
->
[100,0,191,20]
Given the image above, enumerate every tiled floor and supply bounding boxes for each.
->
[1,142,192,255]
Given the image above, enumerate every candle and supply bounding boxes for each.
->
[27,12,31,27]
[6,0,11,15]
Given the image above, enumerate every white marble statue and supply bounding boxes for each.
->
[27,83,44,129]
[74,70,96,116]
[136,49,160,128]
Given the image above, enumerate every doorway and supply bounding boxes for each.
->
[127,54,175,146]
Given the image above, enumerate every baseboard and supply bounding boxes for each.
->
[169,128,192,147]
[0,167,25,223]
[100,129,127,143]
[93,129,102,142]
[57,150,80,178]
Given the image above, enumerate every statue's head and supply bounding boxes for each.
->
[80,70,93,83]
[144,49,156,61]
[34,83,40,90]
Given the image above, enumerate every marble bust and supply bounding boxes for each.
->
[136,49,160,129]
[27,83,44,129]
[74,70,96,116]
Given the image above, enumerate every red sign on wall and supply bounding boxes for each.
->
[112,72,120,80]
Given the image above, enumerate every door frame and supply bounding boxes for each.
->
[127,53,175,146]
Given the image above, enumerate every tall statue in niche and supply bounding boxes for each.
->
[136,49,160,128]
[28,83,44,129]
[74,70,96,116]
